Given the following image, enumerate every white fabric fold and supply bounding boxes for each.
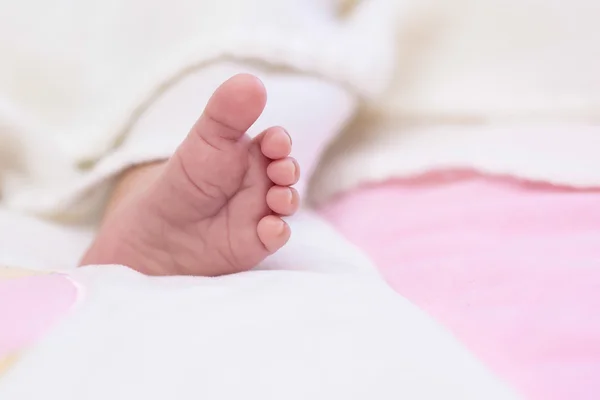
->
[0,227,518,400]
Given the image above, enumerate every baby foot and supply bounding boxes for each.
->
[82,74,300,276]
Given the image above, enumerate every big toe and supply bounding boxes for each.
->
[176,73,268,173]
[159,74,268,215]
[193,73,267,144]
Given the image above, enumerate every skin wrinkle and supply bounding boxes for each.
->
[223,207,243,272]
[172,151,230,216]
[195,113,243,145]
[80,74,294,276]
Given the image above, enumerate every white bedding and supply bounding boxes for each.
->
[0,208,519,399]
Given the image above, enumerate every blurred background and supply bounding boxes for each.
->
[0,1,599,399]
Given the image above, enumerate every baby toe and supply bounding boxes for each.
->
[266,186,300,216]
[267,157,300,186]
[257,215,291,253]
[260,127,292,160]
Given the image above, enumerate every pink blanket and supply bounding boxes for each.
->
[0,274,79,357]
[320,172,600,400]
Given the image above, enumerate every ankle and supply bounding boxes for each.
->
[79,161,167,270]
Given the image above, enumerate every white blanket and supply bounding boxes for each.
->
[0,209,519,399]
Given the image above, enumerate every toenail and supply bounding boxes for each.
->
[292,159,300,181]
[283,128,292,146]
[266,217,286,235]
[276,219,287,235]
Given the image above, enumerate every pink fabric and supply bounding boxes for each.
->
[319,172,600,400]
[0,274,79,358]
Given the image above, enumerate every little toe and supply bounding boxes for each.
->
[266,186,300,216]
[257,215,291,253]
[267,157,300,186]
[260,127,292,160]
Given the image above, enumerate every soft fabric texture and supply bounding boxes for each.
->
[311,124,600,205]
[2,63,358,219]
[0,2,597,395]
[0,212,517,399]
[0,272,80,358]
[311,0,600,203]
[0,208,373,276]
[0,0,401,220]
[320,172,600,400]
[0,209,94,270]
[0,267,517,400]
[4,1,600,220]
[381,0,600,118]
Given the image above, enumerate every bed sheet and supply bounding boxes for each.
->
[319,172,600,400]
[0,208,519,399]
[0,208,94,271]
